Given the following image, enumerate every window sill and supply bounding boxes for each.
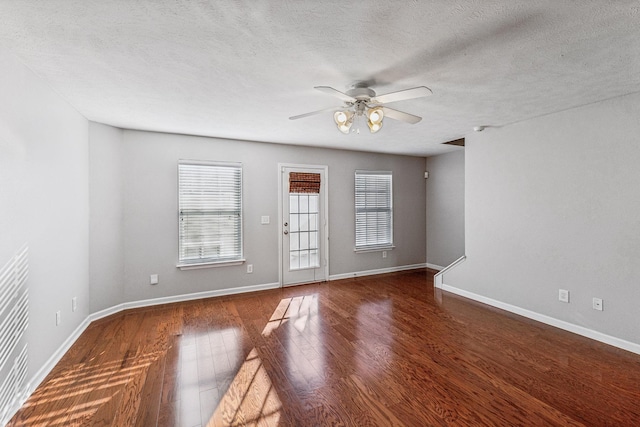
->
[354,246,395,254]
[177,259,246,270]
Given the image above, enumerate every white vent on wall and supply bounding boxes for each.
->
[0,245,29,425]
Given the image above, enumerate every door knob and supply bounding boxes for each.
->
[284,230,289,235]
[284,222,288,226]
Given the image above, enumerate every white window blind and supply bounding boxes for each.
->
[355,171,393,250]
[178,161,243,266]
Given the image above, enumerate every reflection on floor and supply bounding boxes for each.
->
[7,269,640,426]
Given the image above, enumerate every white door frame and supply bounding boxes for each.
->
[278,163,329,287]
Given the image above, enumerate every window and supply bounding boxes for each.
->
[355,171,393,251]
[178,161,243,267]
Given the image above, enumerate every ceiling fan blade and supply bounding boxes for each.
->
[289,106,342,120]
[314,86,357,102]
[373,86,432,104]
[381,107,422,124]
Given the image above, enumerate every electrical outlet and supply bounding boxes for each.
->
[56,311,61,326]
[592,297,603,311]
[382,251,387,258]
[72,297,77,312]
[150,274,159,285]
[558,289,569,303]
[247,264,253,273]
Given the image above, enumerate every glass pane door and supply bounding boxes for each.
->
[289,193,320,270]
[281,166,327,286]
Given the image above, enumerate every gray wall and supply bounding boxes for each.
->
[117,130,426,303]
[89,122,124,313]
[1,45,426,403]
[446,91,640,345]
[0,48,90,379]
[426,149,465,268]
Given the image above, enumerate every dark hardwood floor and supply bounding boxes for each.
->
[8,269,640,426]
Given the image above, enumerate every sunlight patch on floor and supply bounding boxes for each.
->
[207,348,281,426]
[14,352,161,426]
[261,294,317,337]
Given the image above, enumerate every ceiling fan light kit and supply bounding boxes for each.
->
[290,84,432,135]
[366,107,384,133]
[334,110,355,134]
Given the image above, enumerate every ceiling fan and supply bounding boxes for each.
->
[289,84,432,134]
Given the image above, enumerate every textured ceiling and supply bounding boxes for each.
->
[1,1,639,156]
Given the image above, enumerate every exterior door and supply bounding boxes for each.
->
[281,166,327,286]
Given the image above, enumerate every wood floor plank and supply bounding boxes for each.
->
[8,269,640,426]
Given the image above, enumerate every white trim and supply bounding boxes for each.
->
[434,255,466,289]
[278,163,330,287]
[440,283,640,356]
[426,263,445,271]
[21,316,92,415]
[92,282,281,320]
[89,302,125,322]
[354,169,393,175]
[177,259,245,270]
[178,159,243,168]
[354,246,395,253]
[329,263,427,281]
[282,279,324,288]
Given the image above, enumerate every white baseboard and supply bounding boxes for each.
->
[433,255,466,289]
[90,282,281,323]
[18,316,92,419]
[89,302,125,323]
[440,283,640,356]
[426,263,445,271]
[329,263,427,281]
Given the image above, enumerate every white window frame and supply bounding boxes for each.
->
[354,170,395,252]
[177,160,244,270]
